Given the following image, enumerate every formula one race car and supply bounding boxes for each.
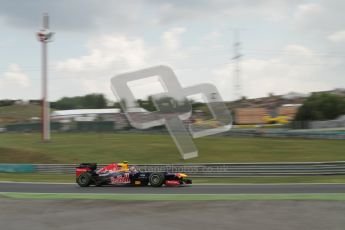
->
[76,162,192,187]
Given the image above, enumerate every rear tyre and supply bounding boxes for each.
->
[77,173,92,187]
[149,173,165,187]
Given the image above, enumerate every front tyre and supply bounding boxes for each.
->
[77,173,92,187]
[149,173,165,187]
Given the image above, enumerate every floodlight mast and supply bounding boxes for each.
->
[232,29,242,100]
[37,13,54,142]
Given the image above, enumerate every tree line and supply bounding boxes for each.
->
[1,92,344,121]
[50,94,107,110]
[294,93,345,121]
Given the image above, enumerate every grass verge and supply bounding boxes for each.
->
[0,104,42,125]
[0,133,345,163]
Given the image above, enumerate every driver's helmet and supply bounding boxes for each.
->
[118,161,129,171]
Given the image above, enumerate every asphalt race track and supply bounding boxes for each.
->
[2,182,345,230]
[1,182,345,194]
[2,199,345,230]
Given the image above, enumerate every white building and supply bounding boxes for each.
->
[51,109,121,122]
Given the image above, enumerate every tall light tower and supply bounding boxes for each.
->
[232,29,242,100]
[37,13,54,141]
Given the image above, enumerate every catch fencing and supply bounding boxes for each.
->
[30,161,345,177]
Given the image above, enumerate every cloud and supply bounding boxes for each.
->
[54,29,185,99]
[54,26,188,72]
[212,44,343,100]
[53,34,152,99]
[2,1,344,101]
[0,0,301,31]
[153,0,297,24]
[327,30,345,43]
[161,27,186,50]
[0,64,30,88]
[294,3,324,23]
[55,35,149,72]
[0,0,147,31]
[52,27,196,100]
[292,1,345,35]
[50,28,345,102]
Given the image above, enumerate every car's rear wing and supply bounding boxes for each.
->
[76,163,97,179]
[77,163,97,171]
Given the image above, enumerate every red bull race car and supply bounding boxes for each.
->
[76,162,192,187]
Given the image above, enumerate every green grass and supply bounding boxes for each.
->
[0,133,344,164]
[2,173,345,184]
[1,192,345,201]
[0,104,42,125]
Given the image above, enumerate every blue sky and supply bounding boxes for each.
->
[0,0,344,101]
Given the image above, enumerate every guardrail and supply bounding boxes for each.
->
[14,161,345,177]
[0,164,36,173]
[223,129,345,140]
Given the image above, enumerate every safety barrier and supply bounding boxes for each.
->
[0,164,36,173]
[15,161,345,177]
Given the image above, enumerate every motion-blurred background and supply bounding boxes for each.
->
[0,0,344,183]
